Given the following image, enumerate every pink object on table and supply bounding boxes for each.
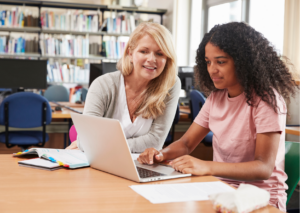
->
[69,125,77,143]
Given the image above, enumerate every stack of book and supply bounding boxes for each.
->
[41,10,101,32]
[0,7,39,27]
[40,34,89,57]
[47,61,89,84]
[0,36,38,53]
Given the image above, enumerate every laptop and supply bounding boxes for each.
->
[71,113,191,182]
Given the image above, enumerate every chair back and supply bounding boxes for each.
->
[190,90,206,120]
[285,141,300,204]
[0,92,52,128]
[81,88,88,102]
[44,85,69,102]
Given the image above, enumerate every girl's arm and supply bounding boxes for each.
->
[171,131,280,181]
[138,121,280,181]
[137,122,210,164]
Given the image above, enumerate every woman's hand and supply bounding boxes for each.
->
[171,155,211,175]
[137,148,164,164]
[66,140,80,150]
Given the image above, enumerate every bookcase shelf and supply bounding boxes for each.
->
[0,26,40,33]
[41,54,119,61]
[0,0,167,85]
[0,53,40,58]
[41,29,130,37]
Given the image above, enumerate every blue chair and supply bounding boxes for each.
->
[189,90,213,146]
[164,104,180,146]
[44,85,69,102]
[0,92,52,151]
[81,88,88,102]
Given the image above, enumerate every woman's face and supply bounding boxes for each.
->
[205,42,242,95]
[129,34,167,81]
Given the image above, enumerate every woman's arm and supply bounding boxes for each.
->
[127,77,181,153]
[171,132,280,181]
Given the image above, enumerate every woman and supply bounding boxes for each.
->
[67,22,180,153]
[137,22,299,211]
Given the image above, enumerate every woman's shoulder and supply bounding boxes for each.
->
[89,71,121,94]
[94,71,121,84]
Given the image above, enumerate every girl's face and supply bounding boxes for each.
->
[129,34,167,82]
[205,42,243,96]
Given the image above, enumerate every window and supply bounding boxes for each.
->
[249,0,285,55]
[208,0,241,31]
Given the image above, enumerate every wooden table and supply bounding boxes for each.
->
[0,155,282,213]
[285,126,300,136]
[50,102,84,119]
[51,102,190,120]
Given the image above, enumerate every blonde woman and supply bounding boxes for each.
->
[67,22,180,153]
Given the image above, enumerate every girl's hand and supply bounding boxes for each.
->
[171,155,211,175]
[65,140,80,150]
[137,148,164,164]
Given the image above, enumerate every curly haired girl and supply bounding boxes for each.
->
[137,22,299,211]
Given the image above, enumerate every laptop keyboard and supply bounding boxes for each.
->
[136,167,166,178]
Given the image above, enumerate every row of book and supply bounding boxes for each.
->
[103,14,136,34]
[0,7,39,27]
[41,10,100,32]
[0,36,38,54]
[101,40,127,59]
[47,61,89,83]
[40,35,89,57]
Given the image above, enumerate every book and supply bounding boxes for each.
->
[13,148,89,169]
[18,158,63,171]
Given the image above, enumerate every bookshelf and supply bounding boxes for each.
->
[0,0,167,85]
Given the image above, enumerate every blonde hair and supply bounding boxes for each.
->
[117,22,177,119]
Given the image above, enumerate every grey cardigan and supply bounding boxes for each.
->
[79,71,181,153]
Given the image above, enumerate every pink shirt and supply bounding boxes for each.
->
[194,89,288,211]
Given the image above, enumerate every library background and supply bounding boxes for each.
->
[0,0,299,210]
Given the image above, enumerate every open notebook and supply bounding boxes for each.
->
[13,148,89,169]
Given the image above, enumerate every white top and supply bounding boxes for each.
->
[112,74,153,139]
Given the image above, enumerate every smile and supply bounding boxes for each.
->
[143,65,157,70]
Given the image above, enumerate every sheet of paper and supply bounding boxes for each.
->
[131,153,140,161]
[130,181,235,204]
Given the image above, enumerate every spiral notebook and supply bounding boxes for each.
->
[13,148,89,169]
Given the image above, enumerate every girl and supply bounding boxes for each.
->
[67,22,180,153]
[137,22,299,211]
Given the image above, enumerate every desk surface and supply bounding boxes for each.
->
[285,126,300,136]
[51,102,84,119]
[0,155,282,213]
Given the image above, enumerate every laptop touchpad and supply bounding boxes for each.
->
[134,160,180,175]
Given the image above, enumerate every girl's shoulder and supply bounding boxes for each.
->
[253,89,287,114]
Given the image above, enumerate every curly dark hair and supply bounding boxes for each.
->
[195,22,299,113]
